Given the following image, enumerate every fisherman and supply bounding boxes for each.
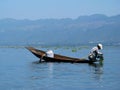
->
[46,50,54,58]
[88,43,103,61]
[39,49,54,62]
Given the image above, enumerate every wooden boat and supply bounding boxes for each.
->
[26,47,95,63]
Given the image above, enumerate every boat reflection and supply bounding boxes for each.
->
[47,62,54,78]
[89,61,104,80]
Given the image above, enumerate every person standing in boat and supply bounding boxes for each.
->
[40,49,54,62]
[88,43,103,61]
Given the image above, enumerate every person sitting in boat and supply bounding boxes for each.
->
[46,50,54,58]
[40,50,54,62]
[88,43,103,61]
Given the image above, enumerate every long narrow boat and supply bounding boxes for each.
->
[26,47,95,63]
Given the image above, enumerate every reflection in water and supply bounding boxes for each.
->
[30,61,54,79]
[47,63,54,78]
[89,61,104,80]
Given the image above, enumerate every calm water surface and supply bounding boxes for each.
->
[0,46,120,90]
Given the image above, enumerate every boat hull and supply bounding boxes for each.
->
[26,47,94,63]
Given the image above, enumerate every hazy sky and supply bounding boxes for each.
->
[0,0,120,19]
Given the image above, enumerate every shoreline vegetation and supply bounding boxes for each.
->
[0,43,119,49]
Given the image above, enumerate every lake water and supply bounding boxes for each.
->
[0,46,120,90]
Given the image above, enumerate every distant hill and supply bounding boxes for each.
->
[0,14,120,46]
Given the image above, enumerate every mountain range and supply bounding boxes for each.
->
[0,14,120,46]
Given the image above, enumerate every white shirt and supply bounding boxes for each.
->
[46,50,54,58]
[91,47,98,53]
[90,46,101,54]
